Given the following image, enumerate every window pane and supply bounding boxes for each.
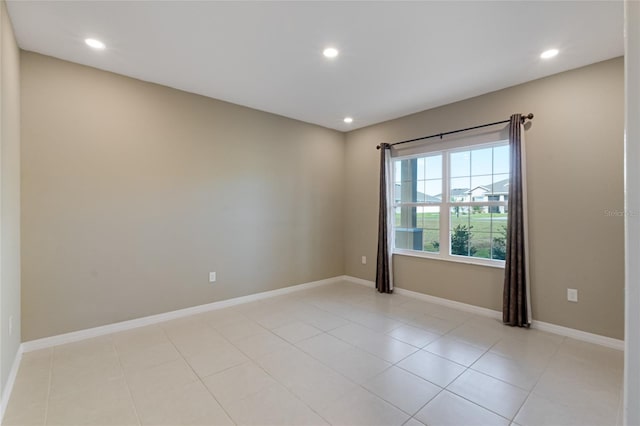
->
[397,158,418,202]
[469,208,491,259]
[425,154,443,179]
[450,151,470,178]
[450,207,509,260]
[493,144,510,174]
[469,176,492,202]
[425,179,442,201]
[419,206,440,253]
[450,177,470,202]
[471,147,493,176]
[471,232,491,259]
[416,180,426,202]
[491,219,508,260]
[450,208,472,256]
[394,207,401,227]
[492,173,509,195]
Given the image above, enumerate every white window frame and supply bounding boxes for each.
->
[392,140,508,268]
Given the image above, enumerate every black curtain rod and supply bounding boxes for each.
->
[376,113,534,150]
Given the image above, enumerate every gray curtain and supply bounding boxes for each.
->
[503,114,532,327]
[376,143,393,293]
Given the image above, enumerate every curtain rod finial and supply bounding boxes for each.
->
[376,145,381,150]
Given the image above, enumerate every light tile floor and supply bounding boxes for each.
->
[3,281,624,426]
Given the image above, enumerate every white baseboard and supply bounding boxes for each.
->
[342,275,624,351]
[22,276,343,353]
[393,287,503,320]
[0,345,24,422]
[532,320,624,351]
[339,275,375,288]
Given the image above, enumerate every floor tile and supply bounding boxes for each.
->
[532,361,621,417]
[47,376,138,426]
[415,391,510,426]
[232,330,290,359]
[53,336,117,362]
[182,341,249,378]
[112,325,170,354]
[223,382,328,426]
[429,305,474,324]
[363,366,442,415]
[5,350,51,409]
[403,418,426,426]
[211,319,266,342]
[117,341,182,373]
[398,350,466,387]
[319,387,410,426]
[446,322,503,350]
[407,314,460,334]
[295,332,353,361]
[163,323,228,358]
[272,321,323,343]
[294,308,350,331]
[448,369,529,419]
[387,324,441,348]
[50,351,123,397]
[490,334,560,369]
[317,345,391,384]
[132,380,233,425]
[347,310,404,333]
[1,402,46,426]
[514,392,618,426]
[125,358,198,398]
[329,323,418,362]
[257,346,358,411]
[3,284,625,426]
[254,311,299,330]
[203,361,278,406]
[471,352,543,390]
[425,336,486,366]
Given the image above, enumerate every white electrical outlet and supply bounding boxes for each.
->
[567,288,578,302]
[8,315,13,336]
[209,272,216,283]
[361,256,367,265]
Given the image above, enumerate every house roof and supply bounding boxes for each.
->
[466,177,510,195]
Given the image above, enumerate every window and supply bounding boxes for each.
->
[392,141,509,266]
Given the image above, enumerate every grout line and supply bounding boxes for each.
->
[112,340,143,426]
[43,348,54,426]
[509,335,566,422]
[159,321,239,425]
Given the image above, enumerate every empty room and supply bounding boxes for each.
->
[0,1,639,426]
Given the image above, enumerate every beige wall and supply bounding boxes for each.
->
[345,58,625,339]
[0,0,21,399]
[21,52,345,341]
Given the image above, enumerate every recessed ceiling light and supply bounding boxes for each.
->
[85,38,106,49]
[540,49,559,59]
[323,47,339,58]
[343,117,353,124]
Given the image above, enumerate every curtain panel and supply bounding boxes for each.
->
[375,143,394,293]
[503,114,532,327]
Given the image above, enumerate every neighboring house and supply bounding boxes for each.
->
[465,177,509,213]
[396,178,510,213]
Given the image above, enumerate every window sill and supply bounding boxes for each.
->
[393,249,506,269]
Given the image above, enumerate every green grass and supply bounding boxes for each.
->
[396,211,508,259]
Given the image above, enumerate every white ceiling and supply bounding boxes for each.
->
[6,1,624,131]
